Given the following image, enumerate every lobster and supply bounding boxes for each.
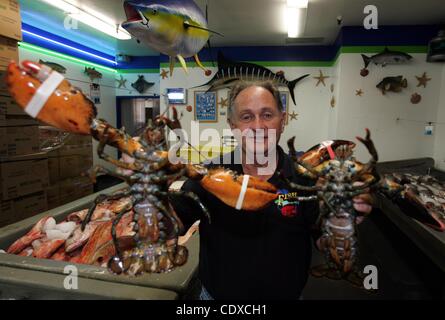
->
[285,129,380,287]
[6,60,278,276]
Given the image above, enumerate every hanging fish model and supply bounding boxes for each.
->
[131,75,155,94]
[122,0,221,75]
[194,52,309,106]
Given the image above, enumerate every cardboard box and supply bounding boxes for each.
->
[46,184,60,210]
[0,0,22,41]
[0,125,40,158]
[0,70,8,96]
[64,133,93,146]
[47,156,59,185]
[59,176,94,205]
[0,154,49,200]
[0,95,38,126]
[48,154,93,184]
[0,35,18,71]
[1,191,47,227]
[58,143,93,157]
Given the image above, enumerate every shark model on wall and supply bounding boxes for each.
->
[122,0,221,76]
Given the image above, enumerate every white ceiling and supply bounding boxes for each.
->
[22,0,445,56]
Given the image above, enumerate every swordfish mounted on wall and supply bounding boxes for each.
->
[122,0,221,75]
[194,51,309,106]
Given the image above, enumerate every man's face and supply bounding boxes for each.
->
[229,86,285,158]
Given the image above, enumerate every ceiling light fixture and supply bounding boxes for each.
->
[286,0,308,38]
[22,29,118,65]
[19,42,117,73]
[40,0,131,40]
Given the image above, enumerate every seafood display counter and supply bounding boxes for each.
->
[0,183,199,300]
[376,158,445,274]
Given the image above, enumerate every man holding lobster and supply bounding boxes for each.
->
[170,80,374,300]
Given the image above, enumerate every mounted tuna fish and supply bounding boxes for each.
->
[194,52,309,106]
[122,0,221,75]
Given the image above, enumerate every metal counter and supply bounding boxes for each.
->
[0,183,199,300]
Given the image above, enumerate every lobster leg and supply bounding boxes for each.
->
[296,160,321,178]
[81,190,132,231]
[96,126,141,171]
[168,190,212,223]
[110,201,133,259]
[88,165,134,185]
[148,194,188,266]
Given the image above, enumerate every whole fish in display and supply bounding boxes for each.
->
[361,47,413,69]
[39,60,66,74]
[122,0,221,75]
[131,75,155,94]
[84,67,103,81]
[376,76,407,94]
[381,173,445,231]
[194,52,310,106]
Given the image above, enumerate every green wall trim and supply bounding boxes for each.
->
[118,68,160,74]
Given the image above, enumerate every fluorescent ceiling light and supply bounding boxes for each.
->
[286,8,306,38]
[22,29,117,65]
[40,0,131,40]
[287,0,308,9]
[286,0,308,38]
[19,42,117,73]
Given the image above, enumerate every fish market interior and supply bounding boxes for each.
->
[0,0,445,300]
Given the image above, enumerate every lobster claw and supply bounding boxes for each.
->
[6,60,96,135]
[194,167,278,211]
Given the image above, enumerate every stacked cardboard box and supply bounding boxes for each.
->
[45,133,94,209]
[0,153,48,227]
[0,0,49,227]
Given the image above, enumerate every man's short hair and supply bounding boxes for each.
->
[227,81,284,120]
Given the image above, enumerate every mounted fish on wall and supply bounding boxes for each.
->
[84,67,102,81]
[131,75,155,94]
[193,52,309,106]
[39,60,66,74]
[376,76,407,95]
[122,0,221,76]
[360,47,413,77]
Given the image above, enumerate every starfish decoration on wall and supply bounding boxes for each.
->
[288,111,299,121]
[355,89,363,96]
[415,72,431,88]
[160,69,169,79]
[115,75,127,89]
[218,97,228,108]
[314,70,330,87]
